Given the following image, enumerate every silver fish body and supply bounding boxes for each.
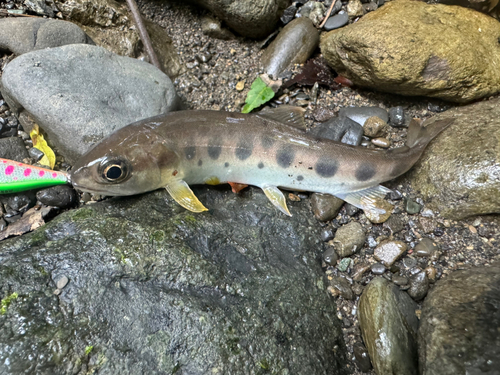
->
[71,109,453,215]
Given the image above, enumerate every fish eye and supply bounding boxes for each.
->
[99,159,130,183]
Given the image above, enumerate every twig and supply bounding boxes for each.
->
[318,0,338,28]
[125,0,161,71]
[0,10,40,18]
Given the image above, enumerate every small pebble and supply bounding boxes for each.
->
[352,262,371,281]
[323,248,338,265]
[370,262,386,275]
[37,185,76,208]
[347,0,364,18]
[332,221,365,257]
[388,106,405,127]
[323,11,349,31]
[374,240,407,266]
[353,342,372,372]
[405,198,422,214]
[28,147,44,161]
[235,80,245,91]
[281,5,297,24]
[364,198,392,224]
[344,203,359,216]
[414,238,439,257]
[371,137,391,148]
[0,218,7,231]
[337,257,352,272]
[363,116,387,137]
[321,227,335,242]
[389,190,403,200]
[403,257,417,269]
[408,270,429,300]
[56,275,69,289]
[311,193,344,221]
[425,266,438,283]
[328,276,354,299]
[392,275,409,286]
[383,215,405,234]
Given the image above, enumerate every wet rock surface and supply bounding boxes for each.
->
[419,264,500,375]
[0,187,347,375]
[1,44,177,164]
[409,98,500,219]
[0,18,94,55]
[358,277,419,375]
[321,0,500,102]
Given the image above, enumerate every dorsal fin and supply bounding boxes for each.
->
[256,106,306,130]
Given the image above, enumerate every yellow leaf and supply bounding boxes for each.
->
[30,124,56,169]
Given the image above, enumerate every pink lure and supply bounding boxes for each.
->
[0,158,69,194]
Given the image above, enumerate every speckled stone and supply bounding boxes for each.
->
[332,221,366,257]
[408,270,429,300]
[374,240,407,266]
[363,116,387,137]
[414,238,439,257]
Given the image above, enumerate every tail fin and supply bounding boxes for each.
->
[407,118,454,149]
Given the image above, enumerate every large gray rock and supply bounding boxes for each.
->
[0,186,348,375]
[0,18,94,55]
[1,44,178,164]
[358,277,419,375]
[408,98,500,219]
[192,0,289,38]
[419,264,500,375]
[320,0,500,103]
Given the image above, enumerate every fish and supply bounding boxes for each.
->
[0,158,69,194]
[70,107,454,216]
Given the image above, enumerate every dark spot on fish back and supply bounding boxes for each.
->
[261,136,275,149]
[276,147,295,168]
[198,159,203,166]
[184,146,196,160]
[297,175,304,181]
[235,139,253,160]
[258,162,264,169]
[208,144,222,160]
[316,158,338,178]
[355,163,376,181]
[224,162,229,168]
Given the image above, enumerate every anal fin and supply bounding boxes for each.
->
[335,185,392,214]
[166,180,208,213]
[262,185,292,216]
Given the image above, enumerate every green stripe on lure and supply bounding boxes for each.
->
[0,158,69,194]
[70,107,454,216]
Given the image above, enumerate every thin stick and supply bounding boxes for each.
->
[319,0,338,28]
[124,0,161,71]
[0,10,40,18]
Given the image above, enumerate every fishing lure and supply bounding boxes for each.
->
[0,158,69,194]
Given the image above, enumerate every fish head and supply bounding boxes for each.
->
[71,126,180,196]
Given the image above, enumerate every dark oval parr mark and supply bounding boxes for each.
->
[184,146,196,160]
[276,147,295,168]
[355,163,377,181]
[235,139,253,160]
[261,136,275,149]
[316,158,338,178]
[208,144,222,160]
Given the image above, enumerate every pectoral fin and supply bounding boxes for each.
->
[166,180,208,213]
[262,185,292,216]
[335,185,392,214]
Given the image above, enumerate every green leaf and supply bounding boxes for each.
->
[241,77,275,113]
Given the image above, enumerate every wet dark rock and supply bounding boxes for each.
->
[419,264,500,375]
[36,185,76,208]
[344,204,359,217]
[0,18,93,56]
[389,190,403,200]
[201,15,235,40]
[374,240,407,266]
[383,215,405,234]
[261,18,319,78]
[408,269,429,300]
[332,221,365,257]
[370,262,386,275]
[409,99,500,219]
[358,277,419,375]
[414,237,438,257]
[323,247,338,265]
[338,106,389,126]
[4,194,35,212]
[324,11,349,31]
[0,137,29,162]
[328,276,354,300]
[311,193,344,221]
[0,187,347,374]
[393,275,409,286]
[403,257,417,269]
[353,342,372,372]
[309,116,363,146]
[280,5,297,24]
[192,0,289,38]
[0,218,6,231]
[363,1,378,12]
[389,106,406,127]
[372,137,390,148]
[1,44,177,164]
